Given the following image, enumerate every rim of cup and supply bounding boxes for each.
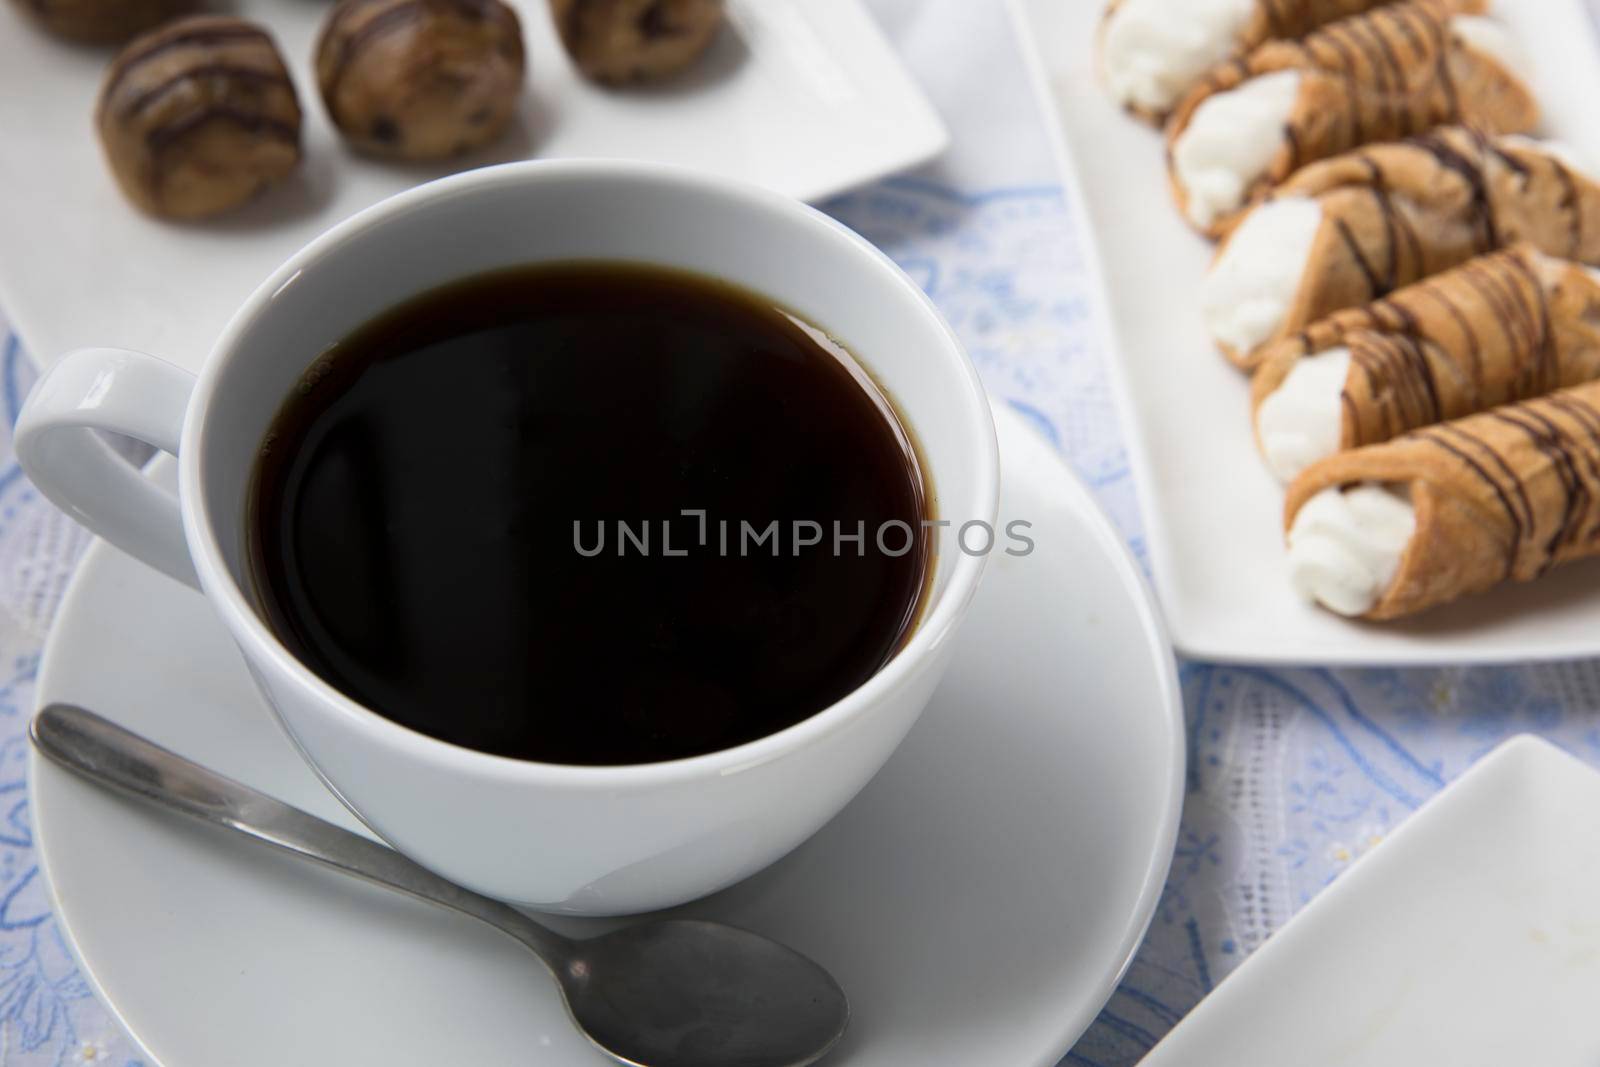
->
[180,158,1001,786]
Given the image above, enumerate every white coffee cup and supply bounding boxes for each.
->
[16,160,998,915]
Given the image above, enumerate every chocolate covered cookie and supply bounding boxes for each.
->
[97,16,302,219]
[551,0,723,84]
[316,0,526,160]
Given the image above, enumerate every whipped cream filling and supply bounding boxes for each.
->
[1202,195,1323,355]
[1288,484,1417,617]
[1101,0,1255,114]
[1173,69,1303,229]
[1450,15,1530,81]
[1257,347,1350,483]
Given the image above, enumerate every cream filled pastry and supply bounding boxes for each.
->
[1098,0,1464,122]
[1255,346,1350,483]
[1284,381,1600,620]
[1202,195,1323,357]
[1251,247,1600,482]
[1166,2,1538,238]
[1287,484,1416,617]
[1094,0,1433,121]
[1171,70,1302,231]
[1206,129,1600,369]
[1100,0,1255,119]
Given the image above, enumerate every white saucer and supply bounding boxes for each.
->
[29,403,1182,1067]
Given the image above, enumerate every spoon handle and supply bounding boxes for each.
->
[30,703,573,963]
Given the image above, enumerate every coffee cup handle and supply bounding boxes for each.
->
[15,348,199,590]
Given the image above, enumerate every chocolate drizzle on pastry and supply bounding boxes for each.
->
[1249,0,1457,58]
[1221,126,1600,371]
[1407,128,1499,253]
[1426,421,1532,577]
[1418,390,1600,576]
[1169,0,1538,236]
[1254,247,1600,462]
[1285,380,1600,618]
[1552,162,1584,258]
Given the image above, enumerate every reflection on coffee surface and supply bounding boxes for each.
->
[249,263,931,765]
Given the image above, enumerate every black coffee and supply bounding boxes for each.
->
[249,263,930,765]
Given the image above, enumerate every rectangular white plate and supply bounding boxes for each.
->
[1012,0,1600,665]
[0,0,947,376]
[1140,735,1600,1066]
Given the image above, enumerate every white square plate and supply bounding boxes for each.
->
[0,0,947,376]
[1012,0,1600,665]
[1140,735,1600,1066]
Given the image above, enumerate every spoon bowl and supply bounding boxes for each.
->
[564,919,848,1067]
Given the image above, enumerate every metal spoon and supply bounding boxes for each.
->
[31,703,848,1067]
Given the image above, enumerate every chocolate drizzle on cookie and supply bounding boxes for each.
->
[313,0,525,160]
[10,0,200,43]
[96,16,303,220]
[548,0,724,85]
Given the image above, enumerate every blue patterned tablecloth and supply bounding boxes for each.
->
[4,3,1600,1065]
